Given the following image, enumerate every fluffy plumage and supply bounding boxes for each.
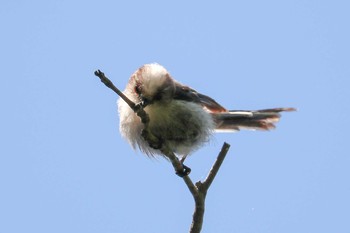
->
[118,63,295,159]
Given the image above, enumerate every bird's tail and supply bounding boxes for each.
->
[213,108,296,132]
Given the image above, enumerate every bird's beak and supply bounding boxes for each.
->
[140,95,151,108]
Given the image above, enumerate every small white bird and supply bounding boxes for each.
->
[118,63,294,173]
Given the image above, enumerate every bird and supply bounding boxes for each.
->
[118,63,295,176]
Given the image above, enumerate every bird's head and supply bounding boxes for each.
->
[129,63,176,106]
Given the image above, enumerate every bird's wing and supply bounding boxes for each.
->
[173,82,227,112]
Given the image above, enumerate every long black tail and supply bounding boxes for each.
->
[213,108,295,131]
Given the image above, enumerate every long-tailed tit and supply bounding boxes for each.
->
[118,63,294,174]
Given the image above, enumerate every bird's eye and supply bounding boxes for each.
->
[135,85,142,95]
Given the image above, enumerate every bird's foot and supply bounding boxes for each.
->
[175,164,191,177]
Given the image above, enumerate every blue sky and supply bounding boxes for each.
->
[1,1,349,232]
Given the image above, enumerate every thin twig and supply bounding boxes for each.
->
[160,147,199,197]
[94,70,230,233]
[188,142,230,233]
[202,142,231,190]
[94,70,149,124]
[94,70,136,110]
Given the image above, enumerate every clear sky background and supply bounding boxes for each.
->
[1,1,349,233]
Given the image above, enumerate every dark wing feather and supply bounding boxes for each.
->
[173,82,227,112]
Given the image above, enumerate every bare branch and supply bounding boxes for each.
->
[189,197,205,233]
[160,147,199,197]
[94,70,230,233]
[94,70,149,124]
[202,142,230,190]
[94,70,136,110]
[188,142,230,233]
